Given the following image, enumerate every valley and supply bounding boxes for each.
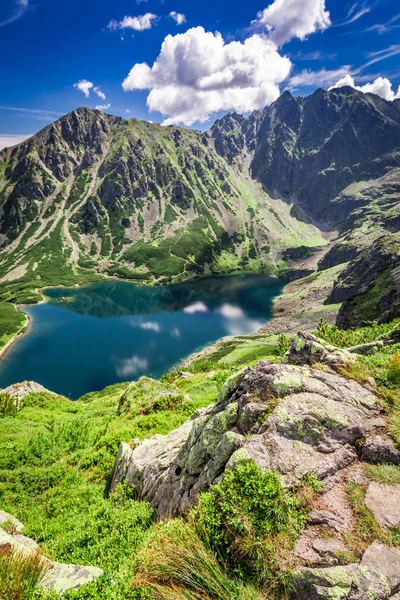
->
[0,85,399,600]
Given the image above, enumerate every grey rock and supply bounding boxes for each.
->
[0,510,24,533]
[361,435,400,465]
[347,341,384,355]
[364,482,400,528]
[41,562,104,594]
[292,542,400,599]
[0,527,39,556]
[283,331,356,369]
[1,381,56,400]
[309,509,347,533]
[111,360,379,517]
[379,323,400,346]
[348,542,400,599]
[312,538,347,556]
[0,516,103,594]
[292,563,358,599]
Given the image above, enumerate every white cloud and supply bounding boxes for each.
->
[74,79,93,98]
[329,75,400,101]
[170,327,181,338]
[125,109,131,114]
[217,304,244,319]
[290,66,353,88]
[0,105,63,118]
[254,0,331,46]
[0,134,32,150]
[183,301,208,314]
[108,13,157,32]
[95,103,111,111]
[0,0,29,28]
[115,355,148,377]
[122,26,292,125]
[170,11,186,25]
[93,86,106,100]
[333,1,372,26]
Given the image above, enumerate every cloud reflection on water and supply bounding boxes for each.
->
[114,355,149,377]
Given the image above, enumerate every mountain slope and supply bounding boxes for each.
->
[0,86,399,328]
[0,107,325,298]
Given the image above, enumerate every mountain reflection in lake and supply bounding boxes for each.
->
[0,275,283,399]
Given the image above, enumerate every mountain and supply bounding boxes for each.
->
[0,86,399,327]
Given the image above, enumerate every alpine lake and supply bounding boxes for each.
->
[0,274,283,399]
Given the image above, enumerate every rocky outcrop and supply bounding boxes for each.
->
[110,354,381,518]
[283,331,356,370]
[292,542,400,599]
[0,515,103,593]
[1,381,56,400]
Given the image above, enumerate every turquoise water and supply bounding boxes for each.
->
[0,275,283,399]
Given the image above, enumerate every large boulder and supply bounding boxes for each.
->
[292,542,400,599]
[110,360,380,518]
[40,562,104,594]
[364,481,400,528]
[361,435,400,465]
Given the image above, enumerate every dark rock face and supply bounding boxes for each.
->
[361,435,400,465]
[210,86,400,227]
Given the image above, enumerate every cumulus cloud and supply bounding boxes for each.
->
[122,26,292,125]
[95,103,111,111]
[329,74,400,101]
[108,13,157,32]
[115,355,148,377]
[254,0,331,46]
[0,134,31,150]
[73,79,93,98]
[170,11,186,25]
[93,86,106,100]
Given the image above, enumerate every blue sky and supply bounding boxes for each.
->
[0,0,399,148]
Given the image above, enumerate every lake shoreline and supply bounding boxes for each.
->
[0,310,31,362]
[0,274,282,398]
[0,271,285,369]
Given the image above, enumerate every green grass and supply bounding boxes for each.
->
[0,302,26,348]
[1,318,400,598]
[364,464,400,485]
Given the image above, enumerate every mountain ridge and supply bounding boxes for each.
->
[0,86,399,329]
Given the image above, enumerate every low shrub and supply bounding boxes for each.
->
[387,353,400,386]
[277,334,290,357]
[190,462,306,595]
[0,393,17,418]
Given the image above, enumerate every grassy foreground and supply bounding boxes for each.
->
[0,319,399,599]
